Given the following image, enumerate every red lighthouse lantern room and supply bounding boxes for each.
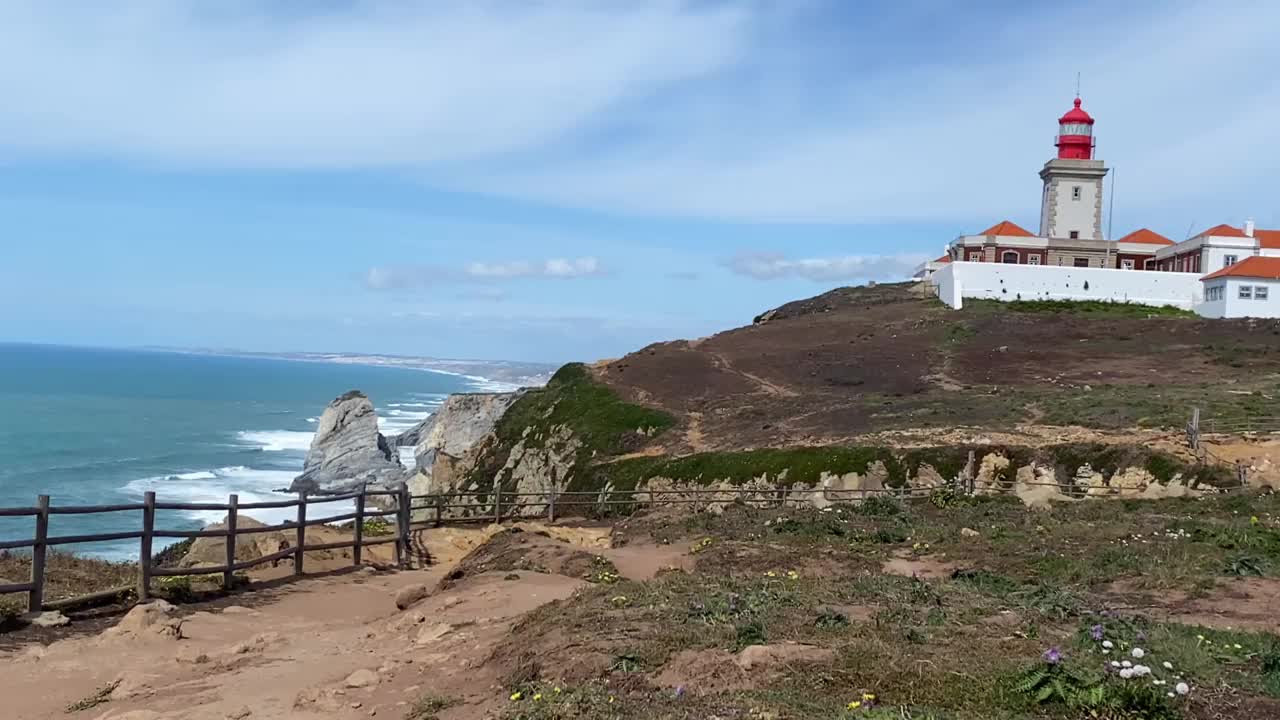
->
[1055,97,1095,160]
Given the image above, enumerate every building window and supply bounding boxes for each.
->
[1256,286,1269,301]
[968,252,982,262]
[1240,285,1253,300]
[1121,259,1135,270]
[1069,230,1080,239]
[1071,186,1082,201]
[1001,251,1019,264]
[1073,257,1089,268]
[1224,255,1238,267]
[1144,259,1156,270]
[1027,255,1041,265]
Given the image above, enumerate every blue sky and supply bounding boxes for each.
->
[1,1,1277,363]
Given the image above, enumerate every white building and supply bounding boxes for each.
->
[1198,257,1280,319]
[923,96,1277,319]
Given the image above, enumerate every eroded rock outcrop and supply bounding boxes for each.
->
[291,391,404,494]
[406,392,523,502]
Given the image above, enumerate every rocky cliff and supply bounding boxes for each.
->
[290,390,405,494]
[405,392,523,501]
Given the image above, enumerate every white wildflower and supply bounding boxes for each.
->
[1133,665,1150,677]
[1121,660,1132,668]
[1175,682,1190,696]
[1110,661,1121,668]
[1131,648,1145,659]
[1102,640,1114,649]
[1119,668,1134,679]
[1162,661,1173,670]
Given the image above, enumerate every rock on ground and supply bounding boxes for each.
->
[28,610,70,627]
[394,583,430,610]
[343,668,379,688]
[291,391,405,494]
[105,600,183,640]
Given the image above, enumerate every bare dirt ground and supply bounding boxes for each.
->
[1,522,686,720]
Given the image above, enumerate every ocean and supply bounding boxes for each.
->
[0,343,491,559]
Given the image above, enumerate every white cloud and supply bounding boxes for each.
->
[366,257,604,289]
[1,1,1278,229]
[466,257,603,280]
[723,252,927,282]
[0,1,747,167]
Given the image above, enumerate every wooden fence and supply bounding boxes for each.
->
[0,484,412,614]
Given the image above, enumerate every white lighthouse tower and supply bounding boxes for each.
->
[1038,97,1109,241]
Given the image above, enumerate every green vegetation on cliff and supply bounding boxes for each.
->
[578,443,1229,495]
[465,363,675,488]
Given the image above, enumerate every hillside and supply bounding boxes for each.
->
[596,283,1280,453]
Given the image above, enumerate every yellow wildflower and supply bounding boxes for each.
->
[765,570,777,578]
[1251,516,1260,525]
[862,692,876,701]
[553,686,562,694]
[787,570,800,580]
[608,696,616,704]
[533,693,543,701]
[846,700,862,710]
[510,691,523,701]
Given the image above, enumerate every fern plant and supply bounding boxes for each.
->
[1013,652,1105,709]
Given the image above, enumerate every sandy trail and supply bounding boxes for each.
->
[1,522,672,720]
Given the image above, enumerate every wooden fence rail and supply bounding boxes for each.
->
[0,483,412,614]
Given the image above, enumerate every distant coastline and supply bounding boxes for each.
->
[134,347,556,391]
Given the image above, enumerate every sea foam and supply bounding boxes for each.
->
[237,430,314,452]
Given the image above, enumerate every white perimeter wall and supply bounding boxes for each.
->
[935,261,1202,310]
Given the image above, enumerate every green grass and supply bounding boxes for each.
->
[964,298,1196,318]
[405,694,460,720]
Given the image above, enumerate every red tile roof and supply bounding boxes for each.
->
[1255,229,1280,249]
[1115,228,1173,246]
[978,220,1035,237]
[934,255,952,263]
[1201,256,1280,282]
[1196,223,1247,238]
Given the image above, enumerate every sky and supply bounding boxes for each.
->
[1,1,1278,363]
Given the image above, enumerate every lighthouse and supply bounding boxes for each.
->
[1038,97,1109,242]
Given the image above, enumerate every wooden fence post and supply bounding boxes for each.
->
[493,478,502,525]
[139,491,155,601]
[223,494,238,590]
[294,491,307,576]
[353,485,366,568]
[397,482,410,569]
[28,495,49,613]
[547,484,557,523]
[434,494,443,528]
[1187,407,1201,450]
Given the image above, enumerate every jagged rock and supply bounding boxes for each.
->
[415,622,453,646]
[407,392,523,498]
[394,584,430,610]
[180,515,297,568]
[28,610,70,628]
[105,600,183,640]
[291,391,405,494]
[735,643,836,671]
[343,669,379,688]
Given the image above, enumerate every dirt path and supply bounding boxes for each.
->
[708,351,799,398]
[1,524,685,720]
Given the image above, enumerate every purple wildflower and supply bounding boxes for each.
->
[673,686,686,699]
[1091,624,1104,641]
[1043,647,1062,665]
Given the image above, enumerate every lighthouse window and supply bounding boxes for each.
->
[1069,231,1080,239]
[1061,123,1091,136]
[1072,186,1082,201]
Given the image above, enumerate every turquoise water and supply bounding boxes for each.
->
[0,344,478,558]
